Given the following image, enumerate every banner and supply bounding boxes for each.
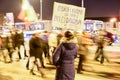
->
[6,12,14,25]
[52,2,85,30]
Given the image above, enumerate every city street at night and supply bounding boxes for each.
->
[0,0,120,80]
[0,45,120,80]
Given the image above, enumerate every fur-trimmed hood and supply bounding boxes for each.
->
[60,37,78,50]
[60,37,78,43]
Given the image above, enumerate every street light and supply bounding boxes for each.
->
[40,0,42,20]
[110,18,116,22]
[81,0,84,7]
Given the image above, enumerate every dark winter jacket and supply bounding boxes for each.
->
[29,36,43,59]
[29,36,36,57]
[53,37,78,80]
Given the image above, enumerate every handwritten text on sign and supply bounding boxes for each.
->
[52,2,85,30]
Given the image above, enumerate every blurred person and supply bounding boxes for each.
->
[9,30,15,48]
[0,35,3,61]
[94,31,109,64]
[40,31,50,65]
[13,29,22,60]
[27,33,45,77]
[104,31,114,46]
[48,31,58,64]
[76,31,94,74]
[48,31,58,53]
[0,34,10,63]
[57,33,63,45]
[26,33,36,70]
[13,29,26,60]
[91,30,98,43]
[6,34,15,63]
[0,35,3,48]
[53,31,78,80]
[19,28,27,58]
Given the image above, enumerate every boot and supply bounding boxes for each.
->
[38,68,46,78]
[30,69,36,75]
[26,59,29,70]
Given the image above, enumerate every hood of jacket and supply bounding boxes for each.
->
[61,37,77,50]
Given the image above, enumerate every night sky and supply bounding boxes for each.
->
[0,0,120,22]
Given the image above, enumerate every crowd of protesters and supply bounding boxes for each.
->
[0,28,112,79]
[0,29,26,63]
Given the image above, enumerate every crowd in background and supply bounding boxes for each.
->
[0,28,112,79]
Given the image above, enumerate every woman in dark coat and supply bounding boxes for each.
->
[53,31,78,80]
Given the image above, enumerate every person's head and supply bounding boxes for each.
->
[35,33,40,38]
[30,33,35,39]
[64,31,74,40]
[43,30,48,33]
